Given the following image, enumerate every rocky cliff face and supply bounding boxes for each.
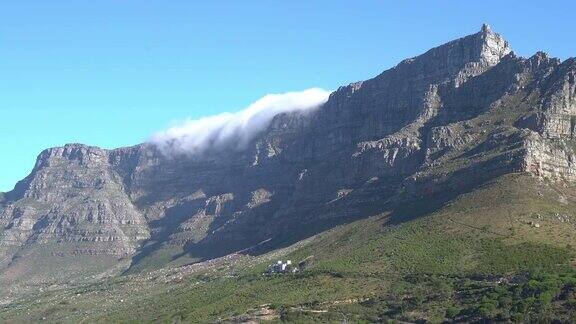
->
[1,25,575,283]
[0,145,150,284]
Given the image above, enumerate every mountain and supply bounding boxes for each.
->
[1,23,576,302]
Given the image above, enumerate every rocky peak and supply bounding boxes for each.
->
[528,51,560,68]
[477,23,512,65]
[480,23,491,33]
[36,143,107,166]
[402,24,511,77]
[310,24,513,153]
[333,24,512,100]
[434,23,511,87]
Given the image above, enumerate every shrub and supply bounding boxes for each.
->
[445,306,460,318]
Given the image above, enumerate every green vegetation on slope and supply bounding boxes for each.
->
[1,174,576,322]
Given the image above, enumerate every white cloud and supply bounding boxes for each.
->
[150,88,331,155]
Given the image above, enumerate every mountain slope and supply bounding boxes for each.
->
[1,24,575,290]
[2,173,576,322]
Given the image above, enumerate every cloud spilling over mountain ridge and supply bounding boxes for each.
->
[150,88,331,155]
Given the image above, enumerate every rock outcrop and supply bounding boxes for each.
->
[1,25,575,284]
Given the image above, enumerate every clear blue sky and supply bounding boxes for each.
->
[1,1,575,192]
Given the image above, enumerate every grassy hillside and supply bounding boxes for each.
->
[2,173,576,322]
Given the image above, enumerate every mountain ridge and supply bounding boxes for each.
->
[1,24,576,288]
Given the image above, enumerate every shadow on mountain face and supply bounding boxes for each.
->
[127,199,206,270]
[176,159,517,263]
[176,104,529,263]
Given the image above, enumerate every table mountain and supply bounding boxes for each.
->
[1,24,575,284]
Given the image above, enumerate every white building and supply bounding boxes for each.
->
[267,260,297,274]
